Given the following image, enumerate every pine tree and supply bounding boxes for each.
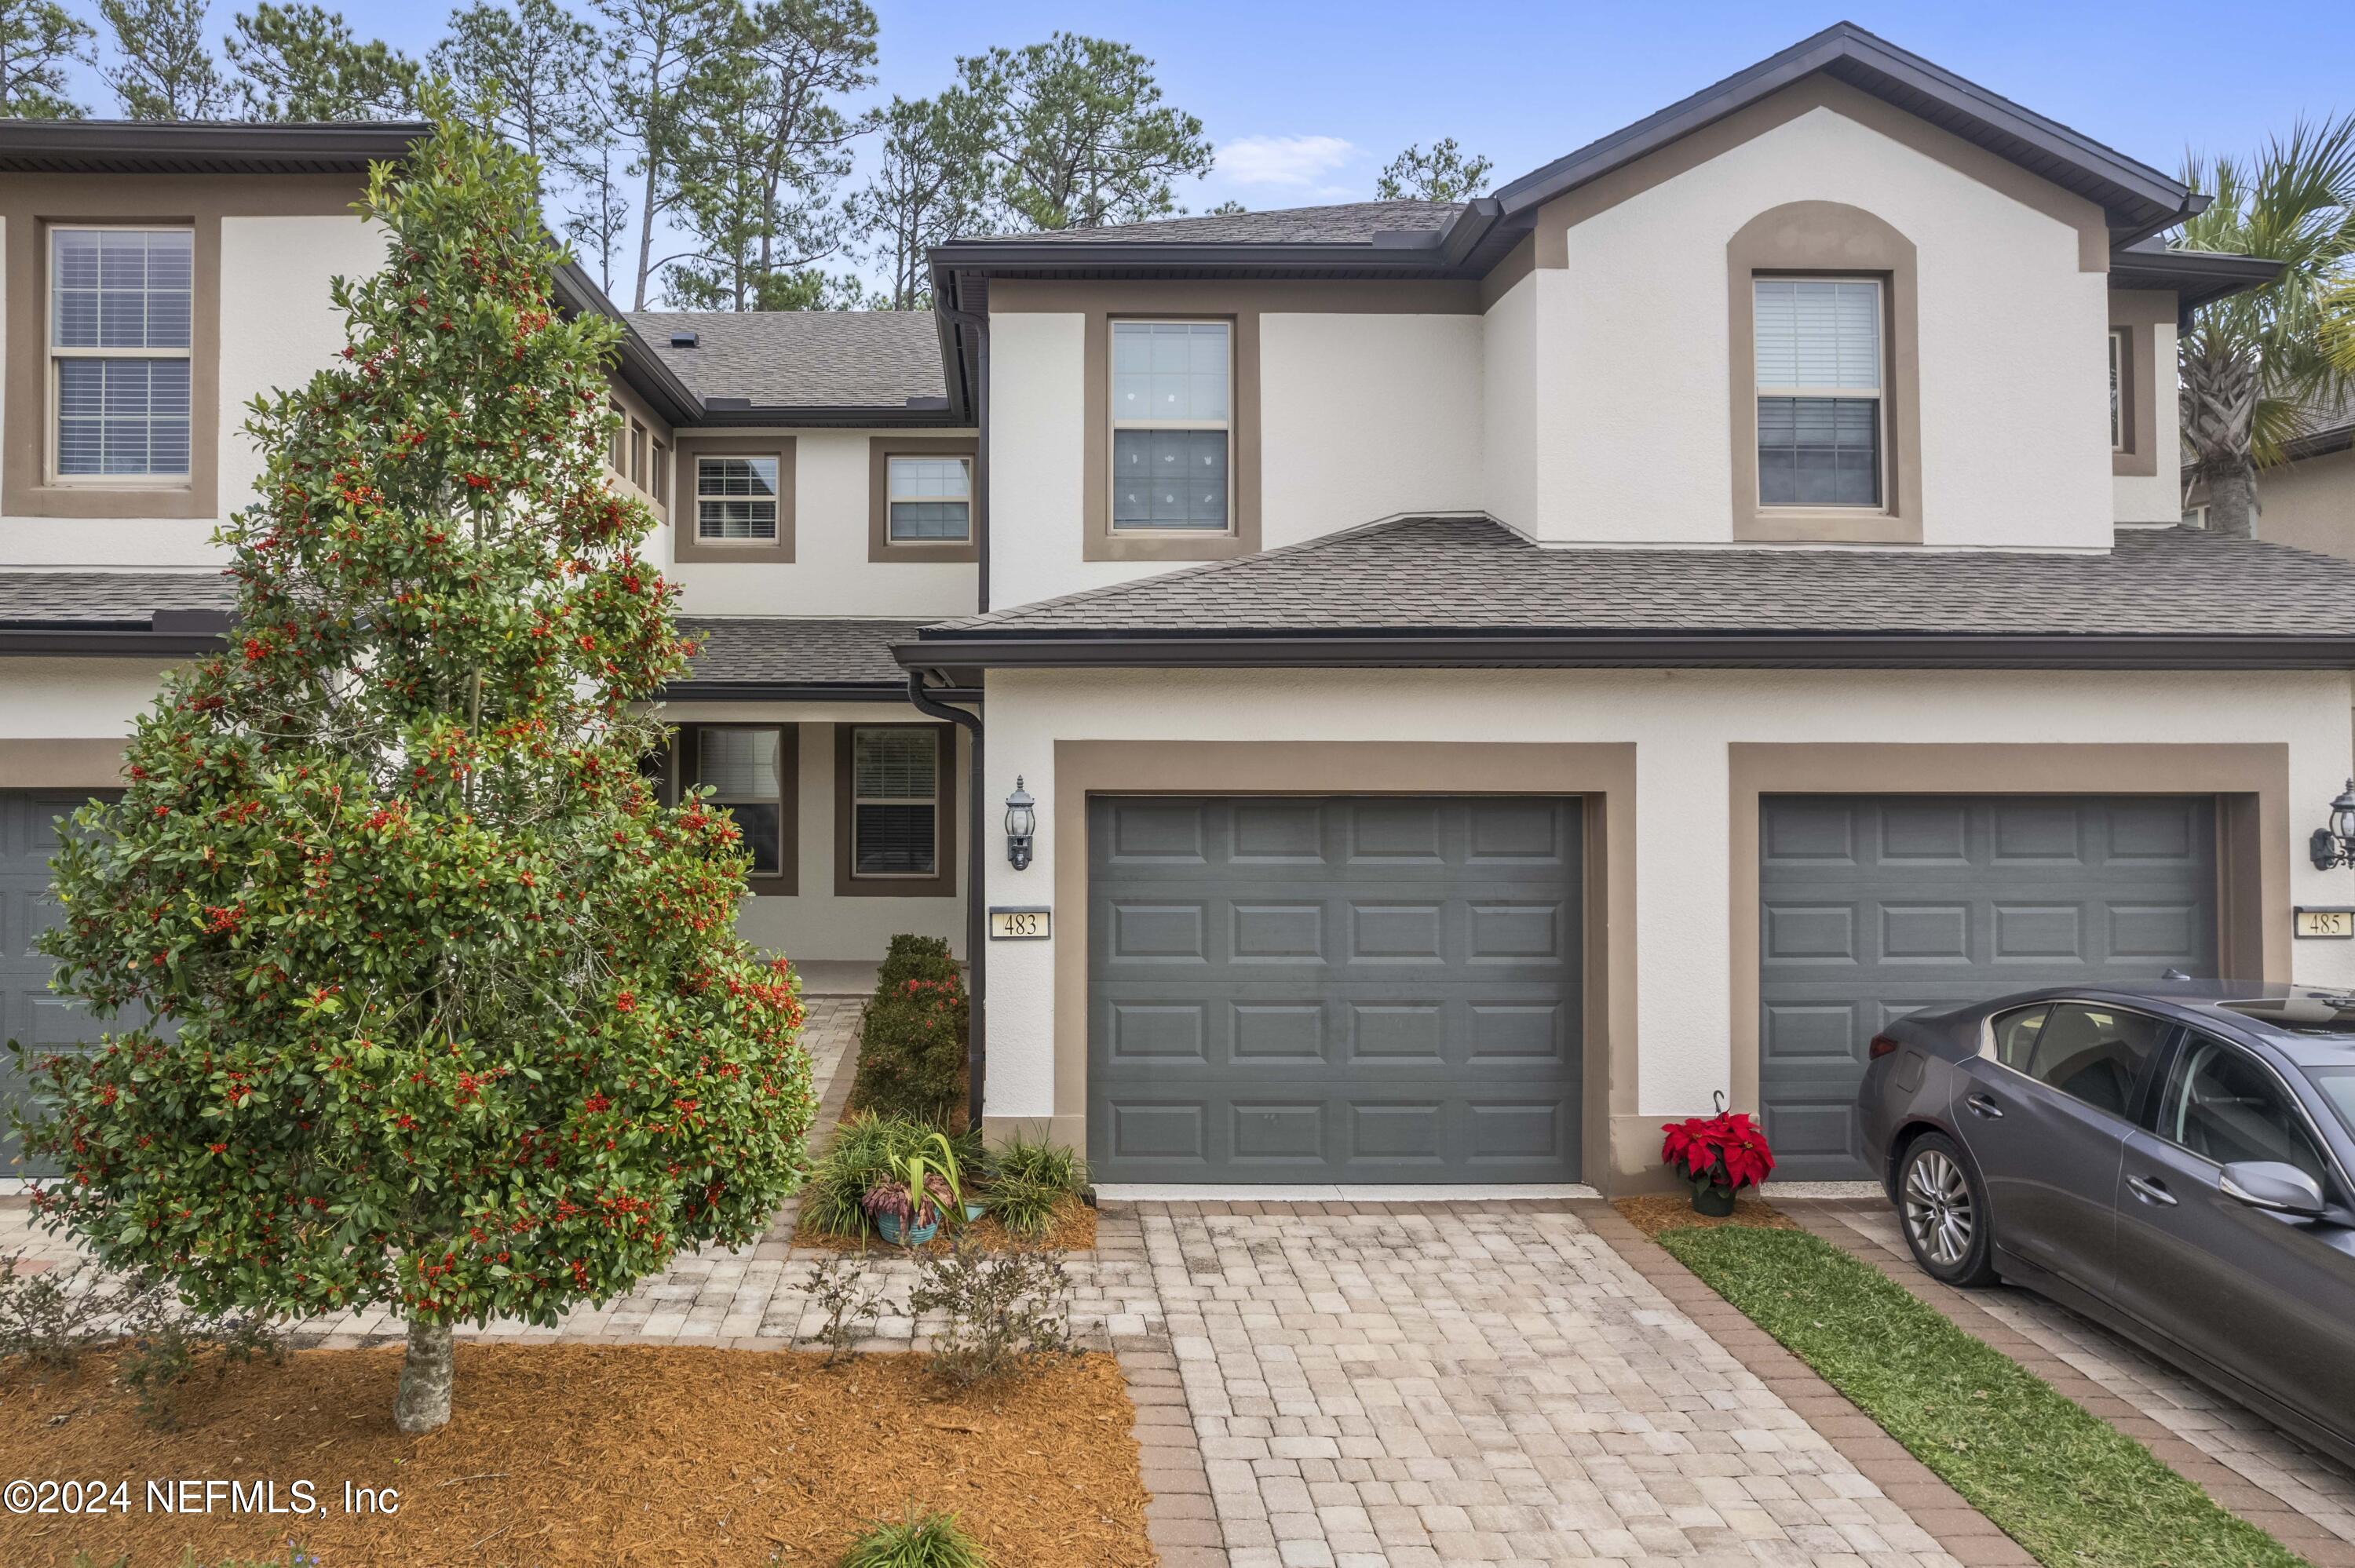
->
[97,0,229,119]
[225,2,419,122]
[0,0,95,118]
[17,100,815,1433]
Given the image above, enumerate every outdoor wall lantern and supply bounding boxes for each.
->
[2312,779,2355,870]
[1004,777,1036,870]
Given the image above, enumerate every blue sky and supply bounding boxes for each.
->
[53,1,2355,290]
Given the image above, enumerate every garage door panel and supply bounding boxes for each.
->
[1760,793,2216,1180]
[1091,795,1583,1184]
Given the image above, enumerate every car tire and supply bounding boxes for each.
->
[1896,1132,1998,1287]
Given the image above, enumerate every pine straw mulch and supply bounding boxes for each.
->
[0,1343,1151,1568]
[1613,1191,1798,1239]
[792,1194,1097,1256]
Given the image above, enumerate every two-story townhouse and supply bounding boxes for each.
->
[11,23,2355,1199]
[0,122,985,1157]
[903,22,2355,1194]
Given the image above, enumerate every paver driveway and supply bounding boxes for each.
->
[1135,1203,1956,1567]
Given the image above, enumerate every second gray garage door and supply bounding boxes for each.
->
[1760,793,2217,1180]
[1089,796,1583,1184]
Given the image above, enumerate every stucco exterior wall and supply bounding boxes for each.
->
[1481,272,1539,534]
[2253,446,2355,560]
[0,658,180,741]
[2112,307,2183,525]
[660,425,980,619]
[1256,312,1483,549]
[976,665,2355,1140]
[1531,104,2112,549]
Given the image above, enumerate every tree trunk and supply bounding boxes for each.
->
[2207,466,2258,538]
[394,1318,454,1433]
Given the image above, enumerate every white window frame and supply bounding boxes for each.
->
[1753,274,1887,512]
[607,401,626,474]
[849,725,939,881]
[2109,327,2127,453]
[884,453,973,545]
[695,454,780,543]
[47,223,195,487]
[1108,316,1235,535]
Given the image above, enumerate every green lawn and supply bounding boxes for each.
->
[1656,1224,2306,1568]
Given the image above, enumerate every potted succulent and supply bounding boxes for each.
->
[1661,1107,1775,1216]
[863,1151,958,1246]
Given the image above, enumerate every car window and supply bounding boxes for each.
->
[1991,1005,2051,1073]
[2014,1001,2167,1116]
[2315,1067,2355,1140]
[2158,1035,2330,1187]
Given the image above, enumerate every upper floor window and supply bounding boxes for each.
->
[51,227,192,480]
[1754,277,1882,509]
[2109,328,2127,452]
[886,454,972,543]
[1111,319,1230,532]
[697,455,780,542]
[607,402,626,473]
[629,420,648,490]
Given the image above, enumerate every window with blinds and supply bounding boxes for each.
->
[1754,277,1882,508]
[51,228,192,479]
[1111,319,1231,531]
[696,727,784,876]
[698,456,780,540]
[851,727,937,877]
[886,454,972,542]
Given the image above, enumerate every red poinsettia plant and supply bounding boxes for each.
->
[1661,1111,1776,1194]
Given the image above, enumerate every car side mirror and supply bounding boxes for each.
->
[2218,1161,2330,1218]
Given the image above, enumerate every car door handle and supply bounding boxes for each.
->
[1964,1093,2005,1120]
[2127,1175,2178,1208]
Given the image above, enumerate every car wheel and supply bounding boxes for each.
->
[1897,1132,1998,1286]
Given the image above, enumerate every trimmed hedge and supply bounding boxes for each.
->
[849,935,969,1125]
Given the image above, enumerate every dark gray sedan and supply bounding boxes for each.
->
[1857,982,2355,1470]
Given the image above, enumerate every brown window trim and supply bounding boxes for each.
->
[1079,293,1261,563]
[670,433,795,562]
[834,722,957,898]
[677,721,798,896]
[2109,292,2170,479]
[7,208,217,520]
[867,436,980,563]
[1726,202,1922,545]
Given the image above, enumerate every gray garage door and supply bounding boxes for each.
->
[2,791,119,1177]
[1760,793,2217,1180]
[1088,795,1583,1184]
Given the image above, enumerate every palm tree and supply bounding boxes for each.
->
[2176,118,2355,537]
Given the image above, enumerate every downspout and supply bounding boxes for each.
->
[907,669,987,1132]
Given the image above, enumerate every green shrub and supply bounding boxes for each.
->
[980,1174,1063,1239]
[993,1133,1084,1194]
[803,1115,983,1238]
[849,939,969,1124]
[838,1511,988,1568]
[909,1242,1078,1387]
[877,933,958,987]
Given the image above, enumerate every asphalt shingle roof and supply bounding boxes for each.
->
[929,516,2355,640]
[982,199,1461,246]
[677,618,923,688]
[626,311,946,409]
[0,571,233,625]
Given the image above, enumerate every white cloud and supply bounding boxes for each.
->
[1219,134,1357,188]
